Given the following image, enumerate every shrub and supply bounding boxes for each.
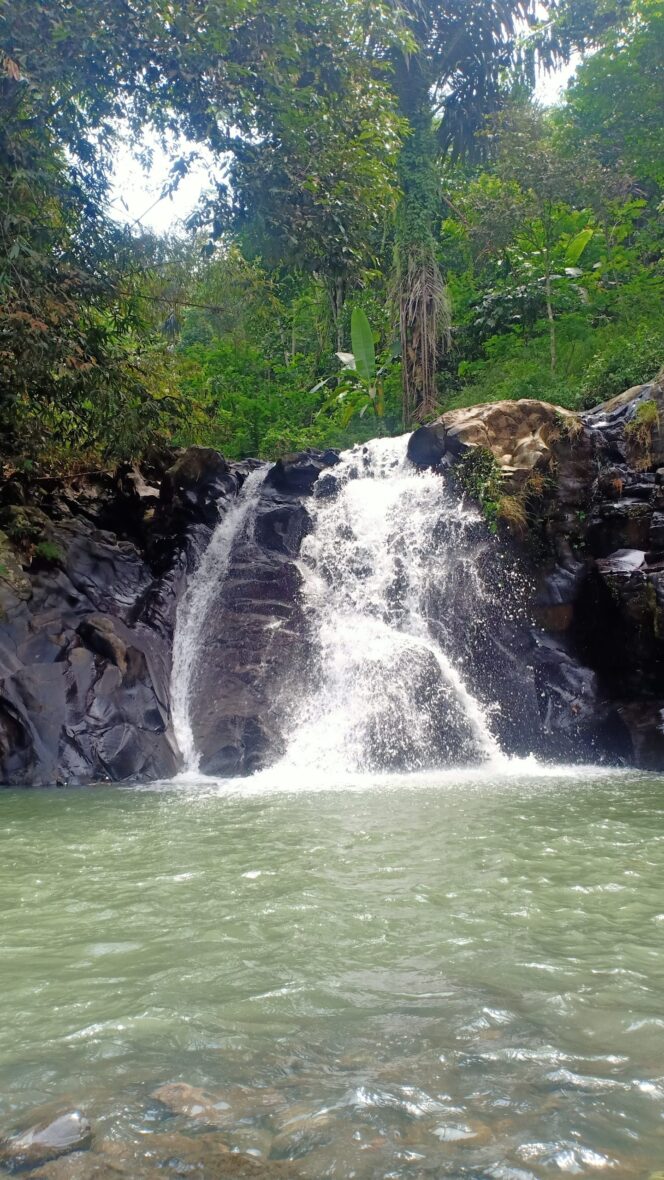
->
[579,328,664,408]
[457,447,503,527]
[625,399,660,468]
[34,540,64,564]
[497,494,529,534]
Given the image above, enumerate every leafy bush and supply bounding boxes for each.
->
[456,448,503,528]
[579,328,664,408]
[34,541,64,564]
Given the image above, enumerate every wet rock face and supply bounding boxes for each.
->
[0,500,180,787]
[187,462,337,778]
[410,375,664,767]
[0,451,252,786]
[4,381,664,781]
[0,445,338,786]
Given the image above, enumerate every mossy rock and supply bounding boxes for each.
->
[0,504,49,545]
[0,531,32,601]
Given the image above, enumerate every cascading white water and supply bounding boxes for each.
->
[170,467,266,769]
[277,435,503,775]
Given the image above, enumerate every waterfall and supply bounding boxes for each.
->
[170,467,266,770]
[277,435,503,775]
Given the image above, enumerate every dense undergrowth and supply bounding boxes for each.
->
[1,0,662,473]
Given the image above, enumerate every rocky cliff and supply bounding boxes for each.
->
[0,448,337,785]
[1,375,664,786]
[409,373,664,768]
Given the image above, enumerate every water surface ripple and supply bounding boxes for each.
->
[1,768,663,1178]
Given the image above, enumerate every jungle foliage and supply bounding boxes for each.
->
[0,0,662,471]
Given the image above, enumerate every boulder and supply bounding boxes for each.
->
[0,1111,92,1169]
[151,1081,284,1127]
[408,399,577,486]
[151,447,245,570]
[189,480,314,776]
[161,447,235,517]
[406,423,447,469]
[265,449,339,495]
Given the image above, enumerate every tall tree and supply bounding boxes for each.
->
[185,0,403,351]
[386,0,631,419]
[564,0,664,186]
[387,0,553,420]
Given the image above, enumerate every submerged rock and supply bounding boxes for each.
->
[30,1133,302,1179]
[152,1082,237,1128]
[0,1110,92,1168]
[152,1081,286,1129]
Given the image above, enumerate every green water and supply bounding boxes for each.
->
[1,766,664,1178]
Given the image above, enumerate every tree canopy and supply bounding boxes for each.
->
[0,0,661,471]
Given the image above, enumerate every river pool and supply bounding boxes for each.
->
[1,765,663,1178]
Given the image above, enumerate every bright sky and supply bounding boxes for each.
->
[109,60,578,236]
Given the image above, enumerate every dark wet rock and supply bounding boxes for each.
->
[0,443,328,786]
[649,512,664,552]
[312,472,339,500]
[161,447,236,522]
[618,702,664,770]
[407,423,447,469]
[149,448,247,572]
[265,450,339,496]
[189,479,317,777]
[569,552,664,736]
[0,450,245,786]
[586,499,653,556]
[534,561,587,632]
[253,503,312,558]
[405,373,664,768]
[0,512,181,786]
[0,1111,92,1169]
[530,632,632,761]
[596,548,646,575]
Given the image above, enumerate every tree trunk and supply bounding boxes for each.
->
[393,73,449,422]
[328,275,346,352]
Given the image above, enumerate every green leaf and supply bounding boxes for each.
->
[565,228,594,267]
[350,307,376,384]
